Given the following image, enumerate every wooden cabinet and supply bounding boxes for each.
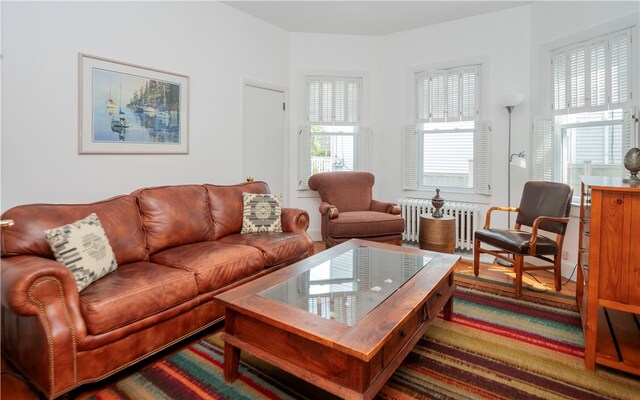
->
[577,176,640,375]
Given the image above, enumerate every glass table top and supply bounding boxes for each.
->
[259,245,432,327]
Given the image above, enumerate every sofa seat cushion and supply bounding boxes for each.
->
[219,232,310,267]
[328,211,405,238]
[79,262,198,335]
[150,241,264,293]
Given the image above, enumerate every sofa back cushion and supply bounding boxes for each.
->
[1,195,148,264]
[135,185,214,254]
[204,181,270,240]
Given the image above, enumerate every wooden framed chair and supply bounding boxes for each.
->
[308,171,405,248]
[473,181,573,297]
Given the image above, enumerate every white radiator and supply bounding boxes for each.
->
[398,198,481,250]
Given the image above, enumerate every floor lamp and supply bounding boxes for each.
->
[500,94,526,229]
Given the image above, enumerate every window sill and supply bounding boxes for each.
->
[296,188,319,199]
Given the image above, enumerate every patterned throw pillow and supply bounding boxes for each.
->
[44,213,118,292]
[241,193,283,234]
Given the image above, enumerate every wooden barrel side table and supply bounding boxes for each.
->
[419,214,455,254]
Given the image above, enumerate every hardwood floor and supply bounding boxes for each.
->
[454,257,577,297]
[1,242,576,399]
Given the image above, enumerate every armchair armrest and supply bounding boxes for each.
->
[483,206,520,228]
[319,202,339,219]
[528,216,570,256]
[370,200,401,215]
[281,207,310,234]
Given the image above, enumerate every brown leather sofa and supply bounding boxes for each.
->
[0,181,313,399]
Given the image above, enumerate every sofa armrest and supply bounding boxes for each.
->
[1,255,87,396]
[281,208,311,234]
[370,200,401,215]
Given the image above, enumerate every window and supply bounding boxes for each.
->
[536,27,637,202]
[298,76,369,190]
[403,65,490,194]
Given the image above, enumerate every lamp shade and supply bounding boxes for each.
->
[510,153,527,169]
[499,94,524,107]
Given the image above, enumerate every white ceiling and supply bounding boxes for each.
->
[223,1,533,36]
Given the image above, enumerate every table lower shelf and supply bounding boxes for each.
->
[594,307,640,376]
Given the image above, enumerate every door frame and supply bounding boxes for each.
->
[242,79,289,205]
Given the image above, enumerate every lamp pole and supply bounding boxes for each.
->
[500,93,524,230]
[506,105,514,229]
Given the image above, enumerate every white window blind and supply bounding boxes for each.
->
[298,126,312,189]
[610,30,630,105]
[622,107,638,156]
[472,121,491,194]
[533,118,554,181]
[552,51,567,111]
[569,45,586,109]
[417,66,479,123]
[590,40,606,107]
[402,125,418,190]
[357,126,371,173]
[307,77,361,125]
[552,27,633,114]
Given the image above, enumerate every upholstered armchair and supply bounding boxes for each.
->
[308,171,405,247]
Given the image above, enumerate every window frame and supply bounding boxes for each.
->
[535,21,638,204]
[297,71,370,191]
[405,58,490,197]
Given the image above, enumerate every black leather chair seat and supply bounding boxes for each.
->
[475,228,559,255]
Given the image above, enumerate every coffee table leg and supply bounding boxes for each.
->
[224,342,241,383]
[443,296,453,321]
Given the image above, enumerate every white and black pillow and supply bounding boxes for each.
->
[241,193,282,234]
[44,213,117,292]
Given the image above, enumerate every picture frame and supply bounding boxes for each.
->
[78,53,189,154]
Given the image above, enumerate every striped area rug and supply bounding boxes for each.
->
[86,275,640,400]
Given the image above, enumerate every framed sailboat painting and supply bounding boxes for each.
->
[78,53,189,154]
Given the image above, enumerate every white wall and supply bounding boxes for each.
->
[1,1,289,210]
[289,6,533,239]
[376,5,532,211]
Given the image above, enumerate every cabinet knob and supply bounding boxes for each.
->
[617,198,623,205]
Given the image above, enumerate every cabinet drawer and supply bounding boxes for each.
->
[382,308,421,368]
[381,276,454,368]
[426,277,454,320]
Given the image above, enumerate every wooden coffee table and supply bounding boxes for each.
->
[215,239,459,400]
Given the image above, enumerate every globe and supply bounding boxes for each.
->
[623,147,640,181]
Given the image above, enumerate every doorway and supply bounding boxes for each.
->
[242,82,287,200]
